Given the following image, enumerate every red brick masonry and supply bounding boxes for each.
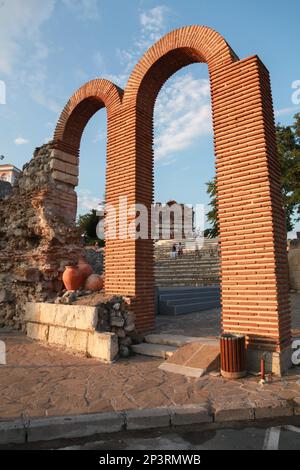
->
[52,26,291,362]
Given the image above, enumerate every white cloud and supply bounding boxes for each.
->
[154,75,212,161]
[275,105,300,117]
[139,5,168,48]
[62,0,100,21]
[0,0,55,75]
[0,1,64,114]
[14,137,29,145]
[113,5,169,87]
[77,189,100,212]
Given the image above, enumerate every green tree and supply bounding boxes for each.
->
[77,209,99,238]
[204,180,218,238]
[205,113,300,237]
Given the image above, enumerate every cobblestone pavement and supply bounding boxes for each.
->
[156,293,300,338]
[155,308,220,337]
[0,294,299,422]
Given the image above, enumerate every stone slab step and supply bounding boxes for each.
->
[131,342,177,359]
[157,286,220,292]
[145,334,219,348]
[159,301,220,315]
[162,295,219,305]
[159,343,220,378]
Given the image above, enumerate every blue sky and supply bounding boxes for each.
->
[0,0,299,234]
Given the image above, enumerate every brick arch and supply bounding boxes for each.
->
[50,25,291,374]
[53,79,123,156]
[123,25,238,112]
[118,25,291,373]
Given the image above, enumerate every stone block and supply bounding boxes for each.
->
[87,332,118,362]
[27,322,49,342]
[50,149,78,166]
[50,158,78,177]
[65,329,88,352]
[214,407,254,422]
[52,170,78,186]
[48,326,67,346]
[126,407,170,430]
[39,303,97,331]
[255,405,293,419]
[159,342,220,378]
[25,302,41,323]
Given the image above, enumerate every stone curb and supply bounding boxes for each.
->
[0,403,299,445]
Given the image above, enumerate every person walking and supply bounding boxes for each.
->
[170,243,177,259]
[178,242,183,257]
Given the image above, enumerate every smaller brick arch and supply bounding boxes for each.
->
[53,79,123,156]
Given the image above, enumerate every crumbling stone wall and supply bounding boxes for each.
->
[0,143,83,328]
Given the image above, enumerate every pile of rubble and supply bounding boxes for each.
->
[96,296,138,358]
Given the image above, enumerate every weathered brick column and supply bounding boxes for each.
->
[211,56,292,373]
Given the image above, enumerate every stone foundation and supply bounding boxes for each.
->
[246,346,292,376]
[25,302,119,363]
[25,295,138,361]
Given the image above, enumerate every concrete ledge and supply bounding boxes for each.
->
[1,402,300,445]
[0,420,26,445]
[214,407,255,422]
[25,302,118,362]
[26,303,98,331]
[27,412,125,442]
[254,405,294,420]
[126,407,170,430]
[169,404,212,425]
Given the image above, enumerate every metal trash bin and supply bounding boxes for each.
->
[220,333,246,379]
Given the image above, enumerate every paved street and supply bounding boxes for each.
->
[58,423,300,450]
[0,293,299,422]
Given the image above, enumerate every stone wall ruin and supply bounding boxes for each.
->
[0,143,83,328]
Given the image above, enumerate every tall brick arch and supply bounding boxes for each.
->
[53,26,291,374]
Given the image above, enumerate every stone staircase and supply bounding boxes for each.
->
[154,238,220,315]
[131,333,218,359]
[155,238,220,288]
[156,286,220,315]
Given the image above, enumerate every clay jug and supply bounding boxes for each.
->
[85,274,104,291]
[62,265,83,291]
[78,258,93,280]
